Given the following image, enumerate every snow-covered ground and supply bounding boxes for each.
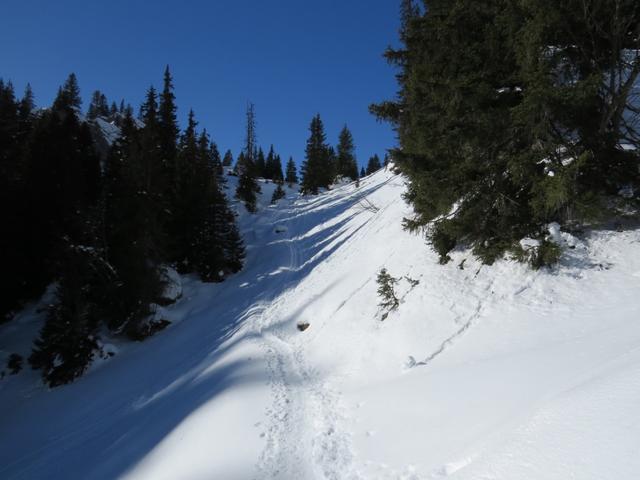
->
[2,168,640,479]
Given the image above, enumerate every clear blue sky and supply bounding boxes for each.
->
[1,0,400,170]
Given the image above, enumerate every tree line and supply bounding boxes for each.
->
[374,0,640,266]
[0,68,244,386]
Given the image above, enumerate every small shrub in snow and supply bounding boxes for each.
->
[271,183,286,204]
[377,268,399,320]
[7,353,23,375]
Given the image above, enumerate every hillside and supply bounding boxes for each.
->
[2,168,640,479]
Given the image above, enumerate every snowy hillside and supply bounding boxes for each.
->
[2,168,640,479]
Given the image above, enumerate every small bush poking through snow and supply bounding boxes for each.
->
[7,353,23,375]
[377,268,400,320]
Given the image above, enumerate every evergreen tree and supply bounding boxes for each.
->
[210,140,223,177]
[158,66,180,253]
[336,125,358,180]
[360,166,366,178]
[264,145,277,180]
[87,90,109,119]
[271,183,286,204]
[285,157,298,186]
[222,149,234,167]
[18,83,34,121]
[300,114,333,194]
[255,147,266,178]
[29,241,104,386]
[102,105,165,337]
[366,154,382,175]
[235,103,261,211]
[53,73,82,111]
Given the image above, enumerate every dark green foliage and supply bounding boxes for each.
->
[29,239,109,387]
[265,145,284,181]
[7,353,23,375]
[271,183,286,204]
[87,90,109,119]
[285,157,298,186]
[255,147,266,178]
[336,125,359,181]
[376,268,399,319]
[300,114,334,194]
[510,237,562,270]
[366,154,381,175]
[1,69,246,386]
[222,149,234,167]
[235,103,261,211]
[360,166,366,178]
[372,0,640,266]
[53,73,81,111]
[102,108,166,336]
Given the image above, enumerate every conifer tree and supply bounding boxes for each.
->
[255,147,266,178]
[300,114,333,194]
[366,154,382,175]
[336,125,358,180]
[102,104,165,337]
[222,149,233,167]
[53,73,82,111]
[285,157,298,186]
[360,166,366,178]
[271,183,286,204]
[158,66,180,250]
[235,103,261,212]
[18,83,34,121]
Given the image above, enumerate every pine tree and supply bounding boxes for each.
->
[285,157,298,186]
[87,90,110,119]
[102,106,165,337]
[271,183,286,204]
[255,147,266,178]
[18,83,34,121]
[376,268,399,319]
[222,149,234,167]
[336,125,358,180]
[360,166,366,178]
[29,241,103,387]
[366,154,382,175]
[300,114,333,194]
[158,66,180,253]
[264,145,277,180]
[53,73,82,111]
[235,103,261,211]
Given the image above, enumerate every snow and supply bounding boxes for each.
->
[2,170,640,479]
[94,118,121,147]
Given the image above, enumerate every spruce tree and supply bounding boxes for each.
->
[271,183,286,204]
[53,73,82,111]
[360,166,366,178]
[285,157,298,186]
[366,154,382,175]
[222,149,234,167]
[235,103,261,212]
[336,125,358,180]
[300,114,332,194]
[158,66,180,253]
[255,147,266,178]
[102,104,165,337]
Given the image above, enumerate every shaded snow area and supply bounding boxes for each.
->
[2,169,640,479]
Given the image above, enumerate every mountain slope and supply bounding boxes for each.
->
[1,169,640,479]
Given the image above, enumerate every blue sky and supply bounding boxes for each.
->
[1,0,400,169]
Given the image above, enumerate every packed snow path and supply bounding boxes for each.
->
[2,169,640,479]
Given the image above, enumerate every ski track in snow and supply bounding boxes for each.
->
[250,195,359,480]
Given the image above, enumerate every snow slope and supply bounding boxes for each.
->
[2,169,640,479]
